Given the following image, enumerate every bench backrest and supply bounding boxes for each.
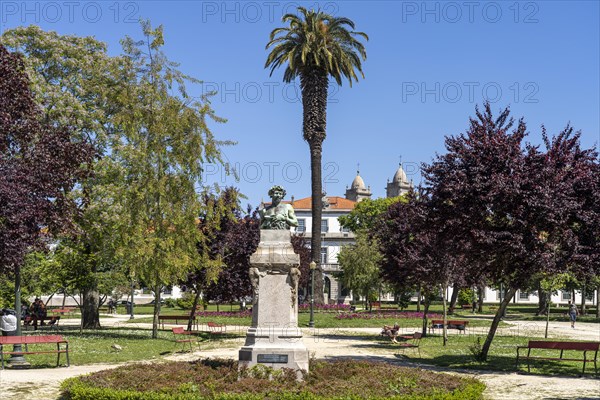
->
[159,315,193,319]
[430,320,469,325]
[528,341,600,351]
[172,327,186,334]
[0,335,66,345]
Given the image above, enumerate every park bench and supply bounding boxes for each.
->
[396,332,422,357]
[207,321,226,335]
[0,335,69,369]
[50,307,76,315]
[429,319,469,334]
[158,315,198,330]
[516,340,599,374]
[22,315,60,331]
[171,327,195,352]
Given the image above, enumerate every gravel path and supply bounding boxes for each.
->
[1,316,598,400]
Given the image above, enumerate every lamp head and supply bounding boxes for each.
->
[309,261,316,270]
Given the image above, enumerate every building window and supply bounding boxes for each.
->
[296,219,306,232]
[341,225,351,233]
[561,290,571,301]
[321,219,329,233]
[320,247,328,264]
[519,291,529,300]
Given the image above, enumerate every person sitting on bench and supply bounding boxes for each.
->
[381,323,401,343]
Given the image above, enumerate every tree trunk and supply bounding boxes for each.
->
[477,284,484,312]
[188,287,202,331]
[596,284,600,319]
[537,286,548,316]
[448,284,460,314]
[580,285,586,316]
[421,296,431,337]
[300,69,328,306]
[61,288,67,308]
[310,145,325,305]
[151,283,161,339]
[545,292,551,338]
[81,287,101,329]
[479,286,518,361]
[442,285,448,346]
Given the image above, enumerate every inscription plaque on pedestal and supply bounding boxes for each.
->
[257,354,289,364]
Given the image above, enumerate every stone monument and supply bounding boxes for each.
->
[238,185,309,376]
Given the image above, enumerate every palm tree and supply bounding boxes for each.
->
[265,7,367,304]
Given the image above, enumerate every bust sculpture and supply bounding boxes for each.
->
[259,185,298,230]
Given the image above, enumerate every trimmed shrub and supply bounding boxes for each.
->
[61,359,485,400]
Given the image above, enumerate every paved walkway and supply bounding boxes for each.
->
[0,316,598,399]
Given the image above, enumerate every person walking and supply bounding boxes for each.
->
[567,300,578,328]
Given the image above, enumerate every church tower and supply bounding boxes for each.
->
[345,170,372,202]
[386,164,412,197]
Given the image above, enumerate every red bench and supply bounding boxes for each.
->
[171,327,195,352]
[207,321,226,335]
[396,332,422,357]
[158,315,198,330]
[0,335,69,369]
[516,340,599,374]
[22,315,60,331]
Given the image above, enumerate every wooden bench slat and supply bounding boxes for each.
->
[516,340,599,374]
[0,335,69,369]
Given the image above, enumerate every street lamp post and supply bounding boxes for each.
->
[7,265,30,368]
[308,261,316,328]
[129,272,135,320]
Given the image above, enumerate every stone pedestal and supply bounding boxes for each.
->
[238,230,308,376]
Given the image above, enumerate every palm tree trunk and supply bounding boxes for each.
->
[300,68,328,305]
[310,144,325,304]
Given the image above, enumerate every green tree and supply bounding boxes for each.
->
[114,21,228,338]
[338,197,404,233]
[337,233,383,310]
[266,7,367,303]
[2,26,125,328]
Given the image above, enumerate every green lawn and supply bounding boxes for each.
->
[9,326,597,377]
[349,332,598,376]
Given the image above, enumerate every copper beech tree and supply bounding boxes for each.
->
[0,45,92,324]
[378,103,599,360]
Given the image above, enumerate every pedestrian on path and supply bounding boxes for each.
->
[567,300,578,328]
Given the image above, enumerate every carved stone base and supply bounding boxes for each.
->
[239,327,308,377]
[239,230,308,377]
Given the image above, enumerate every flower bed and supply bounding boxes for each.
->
[195,310,252,318]
[298,303,352,312]
[336,311,443,320]
[61,359,485,400]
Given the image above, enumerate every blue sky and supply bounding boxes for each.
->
[2,1,599,207]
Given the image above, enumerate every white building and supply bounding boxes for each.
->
[290,165,598,307]
[289,165,413,303]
